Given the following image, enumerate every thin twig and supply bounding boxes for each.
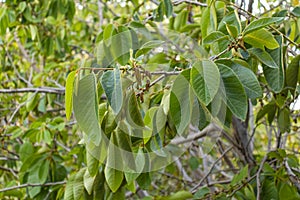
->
[191,146,233,193]
[0,88,64,94]
[0,166,18,179]
[256,155,268,200]
[173,0,207,7]
[0,181,66,193]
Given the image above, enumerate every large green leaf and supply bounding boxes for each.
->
[86,150,99,177]
[110,26,132,65]
[190,60,220,105]
[73,73,101,146]
[73,168,85,200]
[84,169,95,195]
[216,60,262,99]
[100,68,123,115]
[249,48,278,68]
[243,28,279,49]
[170,69,192,135]
[105,133,124,192]
[262,36,284,93]
[243,17,284,35]
[286,55,300,92]
[217,64,247,120]
[103,24,115,46]
[65,71,76,120]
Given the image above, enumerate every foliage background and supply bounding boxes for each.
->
[0,0,300,199]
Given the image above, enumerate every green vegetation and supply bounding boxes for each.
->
[0,0,300,199]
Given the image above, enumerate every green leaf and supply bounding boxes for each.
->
[103,24,115,46]
[173,10,188,31]
[116,122,136,171]
[243,28,279,49]
[165,191,193,200]
[194,187,210,199]
[190,60,220,105]
[101,68,123,115]
[225,23,238,38]
[203,31,229,45]
[243,17,284,35]
[125,90,145,128]
[286,55,300,92]
[105,133,124,192]
[73,168,85,200]
[216,60,262,99]
[278,108,290,133]
[201,7,210,38]
[262,36,284,93]
[84,169,95,195]
[87,150,99,177]
[65,71,76,120]
[105,165,124,193]
[73,73,101,146]
[135,40,164,58]
[38,159,49,183]
[110,26,132,65]
[231,165,248,185]
[163,0,173,17]
[29,25,38,40]
[217,64,248,120]
[249,48,278,68]
[170,69,192,135]
[64,174,75,200]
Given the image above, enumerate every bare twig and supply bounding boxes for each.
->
[0,181,66,193]
[171,124,219,145]
[0,87,64,94]
[256,155,268,200]
[285,160,300,191]
[0,166,18,179]
[191,146,233,193]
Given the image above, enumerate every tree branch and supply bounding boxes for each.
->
[0,181,66,193]
[0,87,65,94]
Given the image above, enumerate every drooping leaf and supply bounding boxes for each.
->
[73,73,101,146]
[243,28,279,49]
[65,71,76,120]
[125,90,145,128]
[217,64,248,120]
[169,69,192,135]
[249,48,278,68]
[84,169,95,195]
[86,150,99,177]
[190,60,220,105]
[216,60,262,99]
[110,26,132,65]
[100,68,123,115]
[103,24,115,46]
[278,108,291,133]
[286,55,300,92]
[73,168,85,200]
[243,17,284,35]
[262,36,284,93]
[105,133,124,192]
[163,0,173,17]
